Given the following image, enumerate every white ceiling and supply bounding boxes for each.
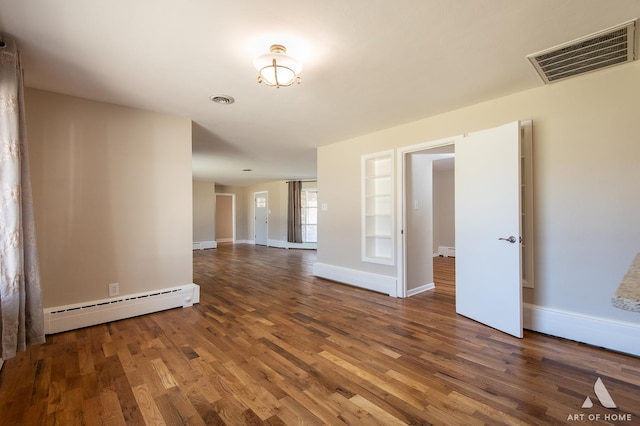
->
[1,1,638,185]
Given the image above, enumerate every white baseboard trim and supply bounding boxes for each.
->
[523,303,640,357]
[313,262,397,297]
[407,283,435,297]
[43,284,200,335]
[193,241,217,250]
[267,239,286,248]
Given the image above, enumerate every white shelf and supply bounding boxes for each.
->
[362,151,394,265]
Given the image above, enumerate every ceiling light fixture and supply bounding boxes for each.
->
[253,44,302,88]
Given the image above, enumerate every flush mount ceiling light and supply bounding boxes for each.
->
[253,44,302,88]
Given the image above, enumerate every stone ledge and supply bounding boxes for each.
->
[612,253,640,313]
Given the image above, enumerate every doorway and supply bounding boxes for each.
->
[397,121,531,338]
[215,193,235,243]
[398,141,455,298]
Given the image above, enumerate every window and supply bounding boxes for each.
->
[301,189,317,243]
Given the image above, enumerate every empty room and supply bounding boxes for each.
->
[1,1,639,424]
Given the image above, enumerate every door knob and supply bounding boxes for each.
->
[499,236,517,244]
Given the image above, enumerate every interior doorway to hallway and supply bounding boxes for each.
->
[400,142,455,298]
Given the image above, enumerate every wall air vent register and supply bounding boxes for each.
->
[528,19,637,84]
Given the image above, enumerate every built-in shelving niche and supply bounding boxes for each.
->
[362,150,394,265]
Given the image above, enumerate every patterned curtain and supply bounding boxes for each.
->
[287,181,303,243]
[0,34,45,360]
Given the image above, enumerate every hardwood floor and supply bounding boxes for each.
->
[1,244,639,425]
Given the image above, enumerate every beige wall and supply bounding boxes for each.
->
[433,164,455,252]
[26,89,193,308]
[193,180,216,243]
[317,60,640,323]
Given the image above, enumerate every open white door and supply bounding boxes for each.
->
[455,121,523,338]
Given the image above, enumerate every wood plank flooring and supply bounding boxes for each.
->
[1,244,639,425]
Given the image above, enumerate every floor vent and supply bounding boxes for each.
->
[527,19,636,84]
[43,284,200,334]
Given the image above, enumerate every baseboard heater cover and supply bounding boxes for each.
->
[438,246,456,257]
[43,284,200,335]
[193,241,217,250]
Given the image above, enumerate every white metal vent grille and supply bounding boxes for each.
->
[528,20,636,84]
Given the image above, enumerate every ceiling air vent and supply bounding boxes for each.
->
[209,94,235,104]
[527,19,637,84]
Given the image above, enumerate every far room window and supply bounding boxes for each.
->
[301,189,317,243]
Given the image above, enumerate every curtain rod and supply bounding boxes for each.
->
[286,179,317,183]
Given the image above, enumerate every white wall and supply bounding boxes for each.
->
[27,89,193,308]
[316,60,640,352]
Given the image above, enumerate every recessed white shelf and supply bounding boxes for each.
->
[362,151,394,265]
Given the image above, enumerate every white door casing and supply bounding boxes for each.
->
[396,136,458,298]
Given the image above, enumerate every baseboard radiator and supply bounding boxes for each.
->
[43,284,200,335]
[193,241,217,250]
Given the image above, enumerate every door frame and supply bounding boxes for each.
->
[396,135,459,297]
